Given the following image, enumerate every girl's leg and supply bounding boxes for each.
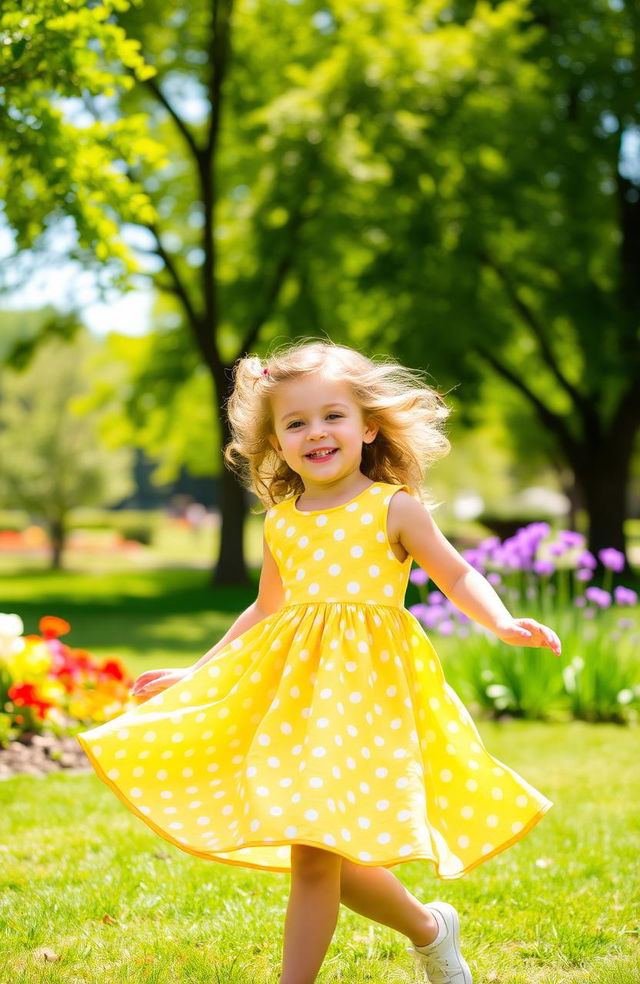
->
[339,859,438,946]
[279,845,343,984]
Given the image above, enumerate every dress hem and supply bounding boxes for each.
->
[76,733,553,879]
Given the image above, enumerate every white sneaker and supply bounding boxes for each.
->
[406,901,473,983]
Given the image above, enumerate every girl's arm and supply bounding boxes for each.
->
[189,533,285,671]
[391,493,561,656]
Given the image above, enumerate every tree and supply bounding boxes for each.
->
[0,322,134,568]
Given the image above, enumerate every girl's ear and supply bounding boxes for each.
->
[268,434,283,456]
[363,420,379,444]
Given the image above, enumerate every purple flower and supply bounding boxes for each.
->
[479,536,501,553]
[533,559,555,576]
[617,617,635,630]
[574,596,586,608]
[410,567,429,586]
[575,568,593,582]
[585,586,612,609]
[547,542,568,557]
[614,586,637,606]
[438,619,455,636]
[583,607,596,619]
[462,549,485,573]
[487,572,502,586]
[558,530,585,548]
[577,550,597,569]
[598,548,626,572]
[408,603,429,620]
[428,590,446,605]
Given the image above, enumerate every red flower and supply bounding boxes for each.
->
[8,682,55,720]
[99,659,127,681]
[40,616,71,639]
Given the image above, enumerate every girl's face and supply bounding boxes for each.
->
[268,376,378,490]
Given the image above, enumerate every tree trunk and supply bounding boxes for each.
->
[49,516,65,571]
[211,384,250,587]
[573,439,632,562]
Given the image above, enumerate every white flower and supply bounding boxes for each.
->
[0,613,25,658]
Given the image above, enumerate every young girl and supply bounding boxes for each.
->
[77,339,560,984]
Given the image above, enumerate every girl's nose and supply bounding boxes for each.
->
[308,422,328,439]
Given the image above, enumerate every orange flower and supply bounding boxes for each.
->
[40,616,71,639]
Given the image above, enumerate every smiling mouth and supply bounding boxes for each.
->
[306,449,338,460]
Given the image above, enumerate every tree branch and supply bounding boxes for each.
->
[475,344,583,465]
[477,250,596,429]
[146,222,201,329]
[142,75,202,160]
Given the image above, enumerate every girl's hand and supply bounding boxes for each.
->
[494,618,562,657]
[129,668,188,703]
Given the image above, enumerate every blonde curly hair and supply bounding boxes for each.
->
[224,338,451,510]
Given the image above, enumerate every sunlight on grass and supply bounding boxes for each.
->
[1,722,638,983]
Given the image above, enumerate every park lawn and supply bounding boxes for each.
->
[0,720,638,983]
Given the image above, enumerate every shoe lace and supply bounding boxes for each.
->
[407,945,465,982]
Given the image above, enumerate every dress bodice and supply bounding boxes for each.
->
[264,481,413,609]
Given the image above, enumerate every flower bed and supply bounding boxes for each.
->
[408,525,640,722]
[0,614,135,752]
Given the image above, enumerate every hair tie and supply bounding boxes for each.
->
[262,367,270,376]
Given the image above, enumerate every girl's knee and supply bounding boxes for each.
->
[291,844,342,875]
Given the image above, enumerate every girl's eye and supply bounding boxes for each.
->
[286,414,343,429]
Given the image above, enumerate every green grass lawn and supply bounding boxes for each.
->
[1,721,638,983]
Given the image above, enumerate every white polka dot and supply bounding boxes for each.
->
[312,747,327,757]
[377,832,391,844]
[285,825,298,837]
[486,814,499,827]
[313,548,325,561]
[491,787,504,800]
[308,583,320,595]
[357,817,371,829]
[328,564,341,576]
[333,528,346,540]
[270,805,283,816]
[368,565,380,577]
[516,795,528,807]
[440,769,453,782]
[398,844,413,856]
[429,698,440,711]
[512,821,524,834]
[466,779,478,792]
[298,536,309,547]
[481,843,494,855]
[461,806,474,819]
[376,800,390,811]
[358,852,372,862]
[323,833,337,846]
[397,809,411,822]
[130,787,143,798]
[285,525,296,538]
[383,584,394,597]
[316,516,328,527]
[349,692,363,703]
[458,835,470,849]
[360,513,373,524]
[305,809,319,821]
[320,688,332,699]
[350,545,364,558]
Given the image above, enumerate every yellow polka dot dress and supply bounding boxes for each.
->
[77,482,552,877]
